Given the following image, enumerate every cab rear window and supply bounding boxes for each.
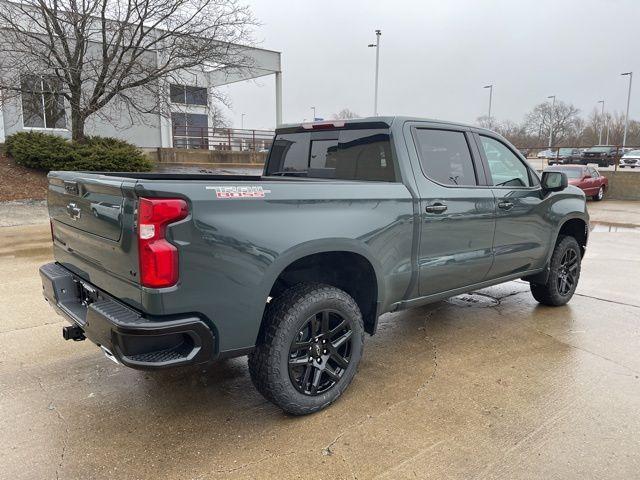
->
[265,129,396,181]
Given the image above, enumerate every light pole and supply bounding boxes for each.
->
[368,29,382,116]
[484,85,493,121]
[547,95,556,148]
[311,106,316,120]
[621,72,633,148]
[240,113,245,129]
[597,100,604,145]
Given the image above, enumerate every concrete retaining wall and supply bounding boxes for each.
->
[601,171,640,201]
[155,148,267,166]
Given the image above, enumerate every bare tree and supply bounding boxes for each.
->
[523,100,581,145]
[597,111,640,146]
[0,0,256,141]
[332,108,360,120]
[475,115,498,131]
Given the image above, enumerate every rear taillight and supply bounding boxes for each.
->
[137,198,188,288]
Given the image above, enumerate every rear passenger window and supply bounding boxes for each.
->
[266,129,396,181]
[414,129,477,186]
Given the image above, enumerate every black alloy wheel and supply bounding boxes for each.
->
[556,247,579,296]
[288,310,353,395]
[248,283,364,415]
[530,235,582,306]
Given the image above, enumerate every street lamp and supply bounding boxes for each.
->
[483,85,493,121]
[621,72,633,148]
[547,95,556,148]
[368,29,382,116]
[311,106,316,120]
[240,113,245,129]
[597,100,605,145]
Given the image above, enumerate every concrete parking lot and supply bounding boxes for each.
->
[1,200,639,480]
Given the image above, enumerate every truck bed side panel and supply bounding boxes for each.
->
[134,179,415,353]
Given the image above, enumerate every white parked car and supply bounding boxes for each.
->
[620,149,640,168]
[537,149,555,159]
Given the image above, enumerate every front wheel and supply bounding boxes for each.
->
[248,283,364,415]
[592,186,605,201]
[530,236,581,306]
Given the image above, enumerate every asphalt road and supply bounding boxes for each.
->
[1,201,639,479]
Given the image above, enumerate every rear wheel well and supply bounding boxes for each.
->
[267,252,379,335]
[558,218,588,256]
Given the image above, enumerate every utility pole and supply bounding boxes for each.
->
[597,100,604,145]
[621,72,633,148]
[368,29,382,116]
[547,95,556,148]
[484,85,493,121]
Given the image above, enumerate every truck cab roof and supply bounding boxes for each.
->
[277,116,495,136]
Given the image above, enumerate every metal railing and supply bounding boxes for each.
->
[172,126,274,152]
[516,145,640,171]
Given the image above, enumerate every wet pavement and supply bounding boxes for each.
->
[1,201,639,479]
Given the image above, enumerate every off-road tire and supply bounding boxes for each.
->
[248,283,364,415]
[530,235,581,306]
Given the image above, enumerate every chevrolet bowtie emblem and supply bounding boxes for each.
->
[66,202,81,221]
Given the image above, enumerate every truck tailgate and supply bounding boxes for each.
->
[48,172,141,306]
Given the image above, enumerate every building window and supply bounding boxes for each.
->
[172,112,209,149]
[169,84,208,106]
[20,75,67,129]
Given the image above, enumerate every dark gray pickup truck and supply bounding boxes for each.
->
[40,117,589,415]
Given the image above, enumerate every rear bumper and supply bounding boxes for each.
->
[39,262,215,369]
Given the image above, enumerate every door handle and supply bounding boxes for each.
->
[497,200,514,210]
[425,203,448,214]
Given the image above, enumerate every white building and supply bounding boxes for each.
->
[0,45,282,149]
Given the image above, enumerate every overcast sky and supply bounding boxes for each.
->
[218,0,639,130]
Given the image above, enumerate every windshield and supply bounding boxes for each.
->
[624,150,640,157]
[586,146,613,153]
[558,148,574,154]
[549,168,583,179]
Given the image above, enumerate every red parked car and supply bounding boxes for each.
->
[545,165,607,201]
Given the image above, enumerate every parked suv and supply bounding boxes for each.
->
[548,148,583,165]
[581,146,618,167]
[620,149,640,168]
[39,117,589,415]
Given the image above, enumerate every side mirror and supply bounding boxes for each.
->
[541,171,568,193]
